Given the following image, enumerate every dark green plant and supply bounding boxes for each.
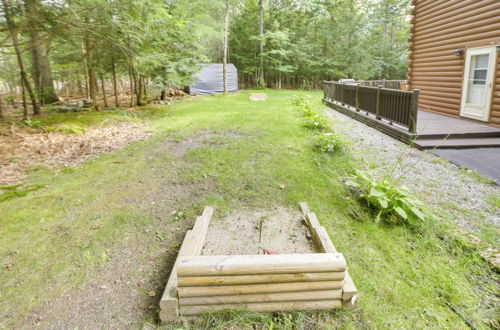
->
[346,170,426,226]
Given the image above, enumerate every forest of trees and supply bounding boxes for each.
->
[0,0,410,117]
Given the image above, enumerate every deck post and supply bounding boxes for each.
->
[375,86,381,120]
[340,83,344,105]
[355,85,359,111]
[408,89,419,134]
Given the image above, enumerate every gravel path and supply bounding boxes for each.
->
[325,108,500,238]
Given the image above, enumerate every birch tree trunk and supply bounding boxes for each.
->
[222,0,229,94]
[258,0,264,87]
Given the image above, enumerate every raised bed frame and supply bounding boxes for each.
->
[159,202,358,322]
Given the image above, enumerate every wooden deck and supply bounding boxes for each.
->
[417,112,500,138]
[324,99,500,149]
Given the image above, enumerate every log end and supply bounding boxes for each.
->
[342,294,358,310]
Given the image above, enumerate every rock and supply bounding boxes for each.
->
[480,248,500,271]
[82,99,93,108]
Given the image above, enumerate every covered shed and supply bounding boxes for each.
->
[187,64,238,95]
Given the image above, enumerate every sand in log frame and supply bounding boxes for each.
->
[177,253,347,277]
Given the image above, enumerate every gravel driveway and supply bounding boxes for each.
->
[325,107,500,240]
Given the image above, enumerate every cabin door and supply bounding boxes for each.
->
[460,47,496,122]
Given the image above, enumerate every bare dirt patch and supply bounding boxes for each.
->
[0,122,152,186]
[203,207,316,255]
[168,130,247,157]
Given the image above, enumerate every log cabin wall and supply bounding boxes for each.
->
[407,0,500,127]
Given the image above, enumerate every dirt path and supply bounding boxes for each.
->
[18,130,247,329]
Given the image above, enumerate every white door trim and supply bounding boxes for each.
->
[459,46,497,122]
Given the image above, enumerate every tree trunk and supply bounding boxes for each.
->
[2,0,40,115]
[223,0,229,94]
[39,46,58,104]
[135,73,143,106]
[258,0,264,87]
[77,78,84,97]
[99,73,108,107]
[160,90,166,101]
[0,94,4,119]
[269,0,274,28]
[128,63,134,107]
[25,0,58,105]
[111,56,119,107]
[142,76,147,99]
[83,17,97,108]
[20,76,28,119]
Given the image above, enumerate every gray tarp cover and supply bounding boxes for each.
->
[188,64,238,95]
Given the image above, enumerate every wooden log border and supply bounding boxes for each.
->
[298,202,358,309]
[159,202,358,322]
[159,206,214,322]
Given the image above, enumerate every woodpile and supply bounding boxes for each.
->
[159,202,358,322]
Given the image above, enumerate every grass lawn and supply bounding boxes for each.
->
[0,90,497,329]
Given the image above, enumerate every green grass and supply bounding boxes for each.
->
[0,90,498,329]
[486,193,500,210]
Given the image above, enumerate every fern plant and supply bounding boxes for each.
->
[346,170,426,226]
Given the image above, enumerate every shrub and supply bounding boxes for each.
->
[345,170,426,226]
[314,132,345,154]
[291,94,309,107]
[302,113,330,131]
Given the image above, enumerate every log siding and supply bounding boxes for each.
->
[408,0,500,127]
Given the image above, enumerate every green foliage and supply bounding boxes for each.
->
[346,170,426,226]
[21,118,44,130]
[313,132,345,154]
[291,94,310,107]
[486,194,500,209]
[292,95,317,117]
[52,123,85,134]
[301,113,330,131]
[0,184,45,202]
[229,0,410,88]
